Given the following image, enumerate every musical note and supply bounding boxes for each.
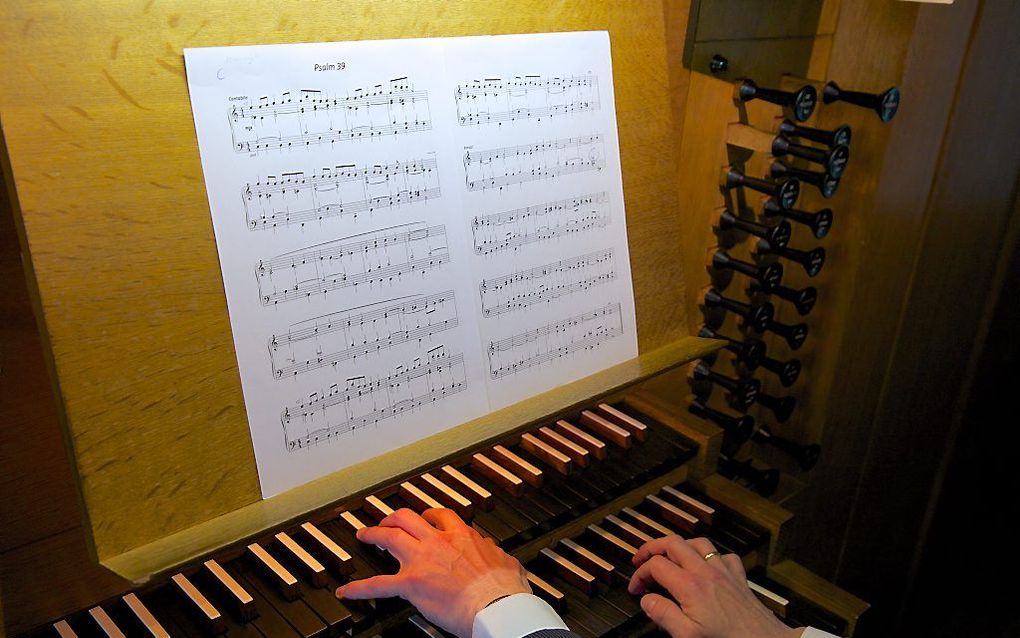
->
[281,349,467,450]
[455,73,600,125]
[471,191,610,255]
[463,135,605,192]
[479,249,616,317]
[486,302,624,380]
[229,79,431,154]
[269,291,460,378]
[256,222,450,306]
[243,158,441,230]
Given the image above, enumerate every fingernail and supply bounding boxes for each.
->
[335,586,344,598]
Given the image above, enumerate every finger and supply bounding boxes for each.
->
[337,574,406,600]
[632,535,704,571]
[628,555,696,601]
[378,508,439,540]
[640,593,701,637]
[356,525,418,561]
[685,537,727,573]
[719,553,746,579]
[421,507,471,533]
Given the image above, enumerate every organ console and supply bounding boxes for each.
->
[18,398,853,638]
[12,3,955,637]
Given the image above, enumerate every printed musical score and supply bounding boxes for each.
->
[184,32,635,496]
[479,249,616,318]
[244,158,440,230]
[463,135,605,192]
[455,74,600,125]
[471,191,611,255]
[256,222,449,306]
[230,79,431,154]
[282,348,467,450]
[270,291,460,378]
[487,302,624,380]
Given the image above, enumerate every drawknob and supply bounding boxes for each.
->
[822,81,900,122]
[700,287,775,333]
[753,425,821,471]
[777,119,852,149]
[770,160,840,199]
[709,248,784,292]
[757,239,826,278]
[689,400,755,444]
[697,324,767,370]
[726,167,801,211]
[762,199,833,240]
[736,79,817,122]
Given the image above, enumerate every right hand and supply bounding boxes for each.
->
[628,535,802,638]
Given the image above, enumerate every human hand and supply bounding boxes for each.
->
[335,507,531,638]
[628,535,801,638]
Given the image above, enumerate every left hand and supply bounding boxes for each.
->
[336,507,531,638]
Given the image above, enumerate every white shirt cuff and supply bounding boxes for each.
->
[801,628,841,638]
[472,593,569,638]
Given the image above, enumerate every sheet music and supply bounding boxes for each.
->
[185,32,636,497]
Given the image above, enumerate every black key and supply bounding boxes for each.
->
[470,508,518,546]
[464,471,544,535]
[514,449,589,511]
[318,570,373,632]
[535,570,615,637]
[570,464,619,502]
[300,585,353,633]
[230,580,303,638]
[149,586,208,638]
[407,614,449,638]
[233,562,328,638]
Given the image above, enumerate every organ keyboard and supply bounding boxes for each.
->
[21,398,855,638]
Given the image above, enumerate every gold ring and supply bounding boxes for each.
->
[703,551,720,561]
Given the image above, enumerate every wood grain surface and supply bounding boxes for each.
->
[0,0,693,560]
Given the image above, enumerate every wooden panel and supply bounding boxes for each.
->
[0,128,88,554]
[768,560,869,636]
[0,0,692,560]
[834,0,1020,626]
[0,528,128,637]
[690,0,824,40]
[786,0,979,580]
[694,473,793,565]
[624,389,722,478]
